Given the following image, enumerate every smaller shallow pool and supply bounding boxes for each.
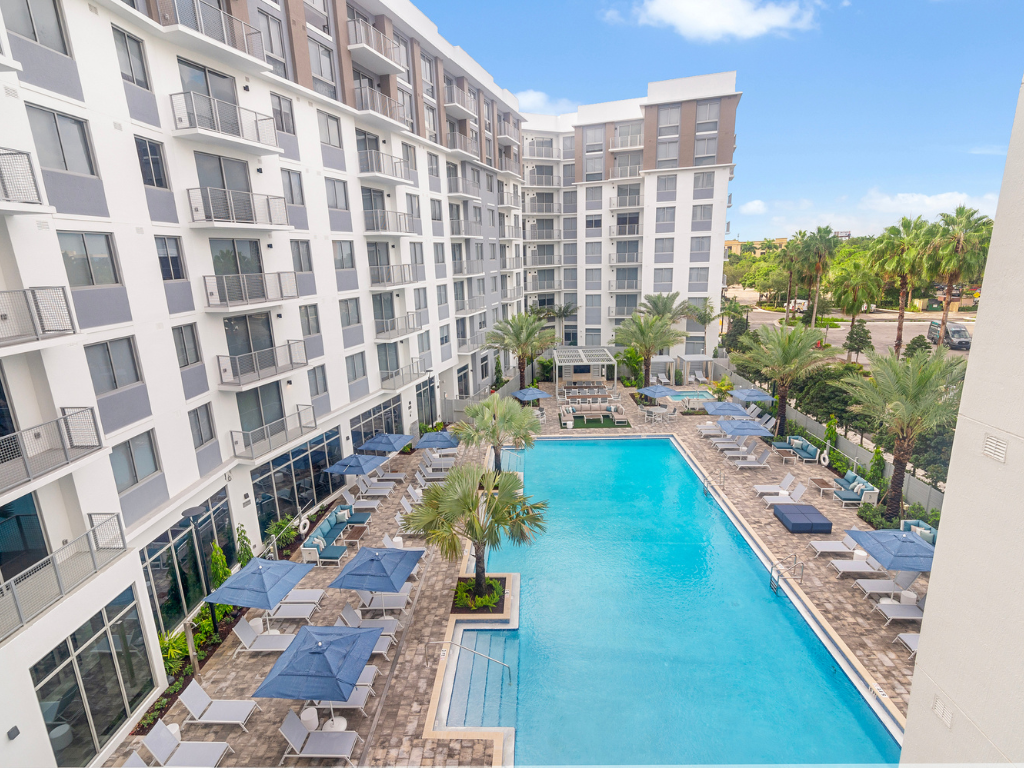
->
[668,389,714,400]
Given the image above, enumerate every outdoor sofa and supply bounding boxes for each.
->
[772,436,820,463]
[300,505,370,565]
[560,403,627,426]
[832,470,880,507]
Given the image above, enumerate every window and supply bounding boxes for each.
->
[317,111,342,147]
[406,194,420,219]
[300,305,320,336]
[5,0,67,53]
[656,140,679,169]
[564,325,578,346]
[489,243,497,260]
[86,338,141,395]
[135,137,167,188]
[417,330,430,354]
[326,178,348,210]
[439,324,450,345]
[258,12,286,76]
[424,106,438,142]
[333,240,354,269]
[584,157,601,181]
[690,235,711,262]
[308,364,327,396]
[696,99,721,133]
[695,137,718,166]
[488,209,496,227]
[657,207,676,223]
[172,324,200,368]
[583,126,603,153]
[474,242,484,260]
[308,38,334,82]
[655,238,674,256]
[412,287,427,311]
[110,431,159,493]
[688,266,710,291]
[585,186,601,204]
[430,199,443,221]
[281,169,304,205]
[654,268,673,284]
[694,172,714,191]
[421,53,435,98]
[27,106,95,175]
[58,232,119,286]
[410,242,424,265]
[585,215,601,235]
[436,285,448,305]
[345,352,367,382]
[659,175,678,193]
[480,355,489,379]
[434,243,445,264]
[585,269,601,287]
[563,189,577,212]
[692,204,713,222]
[477,312,487,330]
[585,242,602,258]
[291,240,312,272]
[155,236,185,280]
[658,104,680,137]
[427,153,440,177]
[113,27,149,89]
[339,298,360,326]
[270,93,294,134]
[395,33,411,82]
[402,142,417,171]
[188,404,214,449]
[485,173,493,192]
[563,135,575,154]
[585,328,601,346]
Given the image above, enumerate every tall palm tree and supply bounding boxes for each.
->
[805,225,840,328]
[484,313,559,390]
[405,464,547,596]
[717,297,745,334]
[683,299,717,328]
[732,324,834,436]
[841,349,965,521]
[778,240,798,324]
[449,394,541,472]
[639,291,689,323]
[925,205,992,345]
[612,313,686,388]
[869,216,930,358]
[829,255,883,361]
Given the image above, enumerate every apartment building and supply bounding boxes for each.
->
[520,74,740,353]
[724,237,787,257]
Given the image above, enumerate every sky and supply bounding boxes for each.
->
[412,0,1022,240]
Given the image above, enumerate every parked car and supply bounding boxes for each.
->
[927,320,972,350]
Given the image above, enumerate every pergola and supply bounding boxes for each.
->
[552,346,618,393]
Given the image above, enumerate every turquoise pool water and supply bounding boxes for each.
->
[668,390,715,400]
[486,438,901,765]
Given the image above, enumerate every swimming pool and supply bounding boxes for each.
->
[668,390,714,400]
[485,438,901,765]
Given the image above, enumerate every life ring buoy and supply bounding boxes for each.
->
[299,518,310,535]
[820,451,830,467]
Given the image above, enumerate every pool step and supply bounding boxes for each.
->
[446,630,518,728]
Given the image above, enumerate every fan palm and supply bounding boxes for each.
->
[869,216,930,358]
[829,256,883,361]
[449,394,541,473]
[732,324,834,436]
[841,349,965,521]
[717,297,745,334]
[484,313,559,390]
[639,291,689,323]
[925,205,992,345]
[612,313,687,388]
[805,225,840,328]
[404,464,547,596]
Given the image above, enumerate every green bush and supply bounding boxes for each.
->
[905,502,941,529]
[536,358,554,382]
[236,524,254,567]
[209,542,231,589]
[453,577,504,611]
[267,516,298,547]
[159,631,188,677]
[902,335,931,360]
[857,502,901,530]
[675,369,684,386]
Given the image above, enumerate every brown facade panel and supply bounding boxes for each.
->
[435,58,447,134]
[574,126,583,175]
[410,38,426,139]
[642,105,658,170]
[224,0,249,25]
[603,121,614,176]
[716,94,740,165]
[478,94,487,164]
[284,0,314,91]
[331,0,355,105]
[678,100,698,169]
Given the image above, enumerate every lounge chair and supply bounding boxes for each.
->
[733,448,771,470]
[279,709,358,767]
[762,483,805,506]
[382,531,424,554]
[362,472,397,491]
[232,617,295,658]
[354,588,411,618]
[356,477,391,499]
[854,570,921,599]
[180,680,260,732]
[744,403,760,416]
[281,589,325,608]
[722,444,757,460]
[763,416,777,433]
[338,603,400,637]
[143,719,233,767]
[712,435,749,451]
[407,485,423,503]
[415,470,445,486]
[310,686,373,718]
[400,496,416,517]
[807,533,858,558]
[695,372,708,384]
[372,467,406,483]
[124,752,148,767]
[341,489,380,512]
[754,473,795,497]
[894,632,919,659]
[829,554,885,578]
[332,617,395,659]
[874,595,926,627]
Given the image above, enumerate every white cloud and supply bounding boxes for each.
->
[600,8,626,23]
[840,0,850,6]
[634,0,817,42]
[514,90,580,116]
[739,199,767,215]
[968,144,1007,156]
[859,188,998,220]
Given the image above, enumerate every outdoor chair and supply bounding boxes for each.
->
[372,467,406,483]
[807,533,858,558]
[231,618,295,658]
[340,489,380,512]
[180,680,260,732]
[338,604,400,637]
[894,633,919,659]
[356,477,391,499]
[415,470,446,487]
[854,570,921,599]
[874,595,927,627]
[754,473,795,497]
[732,448,771,470]
[354,588,411,618]
[723,444,757,460]
[281,589,325,608]
[407,486,423,503]
[310,685,373,718]
[713,435,750,451]
[333,617,396,659]
[124,751,148,767]
[762,483,806,506]
[279,709,359,767]
[143,719,233,767]
[829,554,886,578]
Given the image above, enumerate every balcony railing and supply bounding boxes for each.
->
[358,150,413,182]
[447,132,480,157]
[353,86,409,127]
[380,357,427,390]
[449,220,482,237]
[444,85,478,115]
[364,209,416,234]
[0,407,101,498]
[232,405,317,460]
[610,195,643,209]
[608,306,639,317]
[0,287,75,347]
[446,176,481,197]
[610,165,641,179]
[369,263,417,287]
[170,92,278,147]
[526,228,561,241]
[609,280,639,291]
[454,296,485,314]
[609,253,642,265]
[498,225,521,239]
[526,173,560,187]
[501,285,524,300]
[0,148,43,205]
[609,135,643,150]
[457,333,485,353]
[452,259,485,276]
[526,280,561,291]
[346,17,402,67]
[500,256,523,270]
[524,201,560,214]
[524,143,560,159]
[375,313,423,339]
[203,272,298,308]
[218,340,306,386]
[496,121,520,143]
[0,514,125,642]
[156,0,264,59]
[527,252,561,266]
[497,192,521,207]
[187,187,288,226]
[610,223,642,237]
[498,156,521,176]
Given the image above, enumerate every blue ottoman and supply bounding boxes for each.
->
[773,503,832,534]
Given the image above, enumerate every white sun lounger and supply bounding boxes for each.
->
[372,467,406,483]
[310,685,373,717]
[180,680,260,732]
[281,589,325,608]
[356,477,391,498]
[124,751,148,767]
[762,483,805,506]
[713,435,751,452]
[144,719,233,767]
[341,489,380,512]
[232,618,295,658]
[807,533,858,558]
[338,604,401,637]
[722,444,757,460]
[754,473,795,497]
[829,554,885,578]
[416,470,446,486]
[874,595,926,627]
[854,570,920,599]
[279,709,359,767]
[733,448,771,470]
[894,633,919,659]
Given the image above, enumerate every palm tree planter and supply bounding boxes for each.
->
[450,576,507,614]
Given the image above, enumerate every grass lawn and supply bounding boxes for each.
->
[562,416,631,429]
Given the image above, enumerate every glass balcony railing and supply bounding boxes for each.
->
[496,121,520,143]
[609,195,644,209]
[446,176,481,197]
[608,306,639,317]
[369,263,418,287]
[609,135,643,150]
[610,223,642,237]
[497,191,521,208]
[353,86,409,127]
[357,150,413,182]
[444,85,478,116]
[526,228,561,241]
[526,280,561,291]
[527,252,561,266]
[446,132,480,157]
[500,285,524,300]
[364,209,416,234]
[452,259,485,276]
[231,405,317,460]
[454,296,485,314]
[609,280,640,291]
[526,172,560,187]
[500,256,523,270]
[456,333,485,353]
[498,225,521,239]
[170,92,278,147]
[610,165,641,179]
[524,143,560,159]
[346,17,402,67]
[498,156,521,176]
[449,220,482,237]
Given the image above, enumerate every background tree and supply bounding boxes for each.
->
[902,334,931,360]
[829,255,883,361]
[450,393,541,472]
[639,291,689,323]
[843,319,873,362]
[870,216,929,358]
[925,204,992,344]
[614,346,644,384]
[209,542,231,588]
[806,225,840,328]
[717,297,745,335]
[484,313,559,390]
[784,231,808,324]
[612,313,686,387]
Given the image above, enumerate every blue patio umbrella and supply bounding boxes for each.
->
[716,419,773,437]
[252,625,382,706]
[358,433,413,453]
[731,388,775,403]
[326,453,386,476]
[204,557,313,611]
[703,401,752,418]
[637,385,676,399]
[416,431,459,450]
[329,547,423,593]
[845,529,935,572]
[511,387,551,402]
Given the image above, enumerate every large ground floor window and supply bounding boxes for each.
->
[349,396,403,449]
[416,378,437,427]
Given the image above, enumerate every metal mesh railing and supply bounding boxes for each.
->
[610,224,642,236]
[358,150,412,181]
[353,86,408,126]
[364,209,415,234]
[368,263,416,286]
[218,340,306,386]
[497,192,521,208]
[526,173,560,187]
[0,287,75,347]
[610,165,641,179]
[380,357,427,390]
[203,272,299,308]
[524,143,560,159]
[231,405,317,460]
[610,135,643,149]
[524,201,559,214]
[527,280,561,291]
[496,121,520,143]
[347,17,402,65]
[170,92,278,147]
[610,195,643,208]
[610,280,639,291]
[528,253,561,266]
[526,229,561,241]
[374,313,423,339]
[187,187,288,225]
[157,0,264,59]
[501,286,524,300]
[457,334,485,353]
[498,156,521,176]
[499,226,522,239]
[0,408,101,496]
[500,257,523,270]
[0,148,42,204]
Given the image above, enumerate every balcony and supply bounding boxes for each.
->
[609,135,643,151]
[527,252,561,266]
[452,259,485,276]
[153,0,269,74]
[357,150,414,185]
[217,340,306,388]
[232,405,317,460]
[526,228,561,241]
[0,408,102,501]
[347,18,404,76]
[0,288,75,351]
[610,165,641,179]
[526,280,561,292]
[728,192,733,208]
[524,201,560,214]
[369,263,419,287]
[203,272,298,309]
[364,209,416,235]
[498,156,521,177]
[524,143,560,160]
[609,253,642,265]
[497,192,521,209]
[353,86,410,130]
[498,225,521,239]
[454,296,485,315]
[170,92,279,154]
[187,187,289,229]
[500,256,523,270]
[457,333,485,353]
[450,220,482,237]
[446,132,480,160]
[526,172,560,188]
[0,514,125,642]
[380,357,428,390]
[375,313,423,340]
[609,280,640,292]
[444,85,478,121]
[610,223,642,237]
[496,121,520,145]
[501,285,524,301]
[0,148,45,214]
[446,176,481,199]
[609,195,644,210]
[608,305,639,317]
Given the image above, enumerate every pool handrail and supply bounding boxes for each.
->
[428,640,512,685]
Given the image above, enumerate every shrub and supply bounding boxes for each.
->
[866,446,886,487]
[159,631,188,677]
[710,375,734,401]
[857,502,901,530]
[267,516,298,547]
[675,369,684,386]
[536,358,554,382]
[236,524,254,567]
[902,334,931,360]
[453,577,504,611]
[209,542,231,589]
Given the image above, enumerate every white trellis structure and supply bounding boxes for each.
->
[552,346,618,394]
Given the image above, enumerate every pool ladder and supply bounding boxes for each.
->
[770,554,805,593]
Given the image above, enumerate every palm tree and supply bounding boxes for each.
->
[805,225,840,328]
[716,297,745,337]
[869,216,929,358]
[484,313,559,390]
[783,230,808,324]
[450,393,541,472]
[405,464,547,596]
[612,313,686,388]
[732,324,834,436]
[925,205,992,345]
[639,291,689,323]
[829,256,883,361]
[683,299,717,328]
[841,349,965,521]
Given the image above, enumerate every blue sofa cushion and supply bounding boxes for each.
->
[834,489,862,502]
[347,512,371,526]
[773,504,832,533]
[319,544,346,561]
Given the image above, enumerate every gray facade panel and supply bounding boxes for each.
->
[97,383,152,433]
[336,269,358,291]
[9,35,83,100]
[654,253,675,264]
[312,392,331,419]
[304,333,324,359]
[434,263,446,279]
[321,144,346,171]
[348,377,369,401]
[145,186,178,223]
[655,222,676,233]
[297,272,316,296]
[585,254,601,264]
[564,280,577,289]
[342,324,364,348]
[71,285,131,328]
[691,221,712,232]
[689,252,711,263]
[656,190,677,202]
[279,132,300,161]
[163,280,195,314]
[585,281,600,291]
[195,439,222,477]
[411,219,422,235]
[432,221,444,237]
[653,282,673,293]
[438,304,449,321]
[329,209,353,231]
[564,255,577,265]
[42,171,109,217]
[180,362,210,400]
[123,81,160,126]
[585,308,601,325]
[586,200,601,211]
[440,343,452,362]
[287,204,308,230]
[119,473,169,528]
[693,188,713,200]
[428,176,441,193]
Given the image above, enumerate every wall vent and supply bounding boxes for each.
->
[4,86,18,99]
[36,221,50,230]
[932,695,954,728]
[983,434,1007,463]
